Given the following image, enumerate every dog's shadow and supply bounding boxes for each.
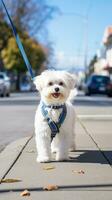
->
[64,150,112,165]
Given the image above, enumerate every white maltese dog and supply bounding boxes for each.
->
[34,70,77,163]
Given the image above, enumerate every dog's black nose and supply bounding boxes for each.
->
[55,87,60,92]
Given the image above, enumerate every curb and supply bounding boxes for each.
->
[0,136,32,182]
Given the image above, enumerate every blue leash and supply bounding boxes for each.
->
[1,0,34,80]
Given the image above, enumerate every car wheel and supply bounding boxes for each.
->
[85,91,91,96]
[0,93,4,97]
[107,94,112,97]
[6,93,10,97]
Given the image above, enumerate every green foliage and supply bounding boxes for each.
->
[24,36,47,70]
[88,54,98,75]
[1,37,25,71]
[89,55,97,68]
[1,34,47,73]
[0,0,55,73]
[0,21,12,51]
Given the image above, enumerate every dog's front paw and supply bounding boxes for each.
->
[70,143,76,152]
[36,156,51,163]
[56,155,69,162]
[70,146,76,152]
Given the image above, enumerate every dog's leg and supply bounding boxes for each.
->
[70,130,76,151]
[56,136,69,161]
[70,110,76,151]
[51,137,58,153]
[56,147,69,161]
[35,134,51,163]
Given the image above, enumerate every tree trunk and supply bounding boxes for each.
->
[0,58,4,71]
[16,72,21,91]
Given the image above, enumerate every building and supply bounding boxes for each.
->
[102,26,112,79]
[89,26,112,78]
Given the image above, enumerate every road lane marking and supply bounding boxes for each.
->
[78,115,112,120]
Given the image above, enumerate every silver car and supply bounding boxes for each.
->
[0,72,11,97]
[0,79,5,97]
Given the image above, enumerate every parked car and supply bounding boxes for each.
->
[84,74,110,96]
[0,79,5,97]
[20,74,36,92]
[0,72,11,97]
[106,79,112,97]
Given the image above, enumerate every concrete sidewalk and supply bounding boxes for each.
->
[0,119,112,200]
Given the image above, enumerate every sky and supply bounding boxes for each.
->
[46,0,112,71]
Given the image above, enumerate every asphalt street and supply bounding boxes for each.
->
[0,91,112,152]
[0,92,39,152]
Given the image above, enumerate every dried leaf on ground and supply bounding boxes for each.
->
[78,170,85,174]
[20,190,30,196]
[1,178,21,183]
[43,185,58,191]
[72,169,85,174]
[43,165,55,170]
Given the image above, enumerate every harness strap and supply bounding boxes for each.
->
[41,103,67,141]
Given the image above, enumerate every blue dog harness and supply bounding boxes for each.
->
[41,102,67,141]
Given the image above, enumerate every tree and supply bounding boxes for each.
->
[2,0,57,36]
[0,21,12,51]
[0,3,5,21]
[0,0,57,88]
[0,0,58,68]
[88,54,98,75]
[0,20,12,70]
[1,33,47,89]
[1,34,47,70]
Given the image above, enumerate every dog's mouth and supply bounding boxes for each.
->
[51,93,61,98]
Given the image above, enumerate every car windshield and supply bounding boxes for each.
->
[92,76,110,84]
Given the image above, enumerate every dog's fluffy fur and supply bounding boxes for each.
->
[34,70,76,163]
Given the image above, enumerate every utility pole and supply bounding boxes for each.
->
[60,1,92,78]
[83,15,89,79]
[60,11,89,74]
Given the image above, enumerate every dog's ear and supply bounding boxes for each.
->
[33,75,43,91]
[63,72,76,89]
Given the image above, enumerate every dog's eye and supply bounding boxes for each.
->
[59,81,64,86]
[48,82,53,86]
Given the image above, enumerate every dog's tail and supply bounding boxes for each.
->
[67,88,78,103]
